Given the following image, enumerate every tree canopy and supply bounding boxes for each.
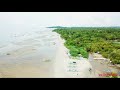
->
[53,27,120,64]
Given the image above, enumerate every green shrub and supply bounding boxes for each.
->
[53,27,120,63]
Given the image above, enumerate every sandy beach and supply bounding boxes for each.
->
[54,33,120,78]
[1,12,120,78]
[1,27,119,78]
[0,28,96,78]
[54,34,96,78]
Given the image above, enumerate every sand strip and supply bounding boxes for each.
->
[54,33,96,78]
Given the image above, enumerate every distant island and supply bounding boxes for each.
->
[47,26,67,28]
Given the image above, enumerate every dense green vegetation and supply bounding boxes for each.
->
[53,27,120,64]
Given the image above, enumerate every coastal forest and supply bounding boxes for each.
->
[53,27,120,64]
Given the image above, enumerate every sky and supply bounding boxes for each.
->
[0,12,120,27]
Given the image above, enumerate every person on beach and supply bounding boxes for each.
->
[89,68,92,74]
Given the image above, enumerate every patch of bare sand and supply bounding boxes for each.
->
[0,31,57,78]
[54,33,95,78]
[0,53,55,78]
[0,62,54,78]
[89,53,120,78]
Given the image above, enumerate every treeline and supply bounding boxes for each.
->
[53,27,120,64]
[47,26,67,28]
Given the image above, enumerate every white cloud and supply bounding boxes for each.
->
[0,12,120,27]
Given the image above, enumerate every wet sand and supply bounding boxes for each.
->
[0,28,58,78]
[54,34,95,78]
[1,27,118,78]
[0,28,95,78]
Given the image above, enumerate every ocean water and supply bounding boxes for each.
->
[0,25,59,78]
[0,24,59,60]
[0,25,51,45]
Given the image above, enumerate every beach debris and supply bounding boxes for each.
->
[53,42,56,45]
[67,69,78,72]
[32,48,36,50]
[100,62,103,64]
[43,59,51,62]
[6,53,11,55]
[67,65,76,68]
[73,62,76,63]
[116,64,120,68]
[110,61,112,63]
[68,62,77,65]
[67,61,78,72]
[103,69,112,73]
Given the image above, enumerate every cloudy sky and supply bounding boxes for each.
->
[0,12,120,27]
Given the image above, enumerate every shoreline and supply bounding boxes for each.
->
[54,32,120,78]
[54,32,96,78]
[89,53,120,78]
[0,28,57,78]
[0,28,119,78]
